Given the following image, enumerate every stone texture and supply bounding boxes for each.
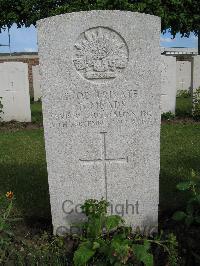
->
[32,65,42,101]
[0,62,31,122]
[193,56,200,92]
[161,55,177,113]
[37,11,161,234]
[176,60,192,91]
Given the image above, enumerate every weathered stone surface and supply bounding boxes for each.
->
[0,62,31,122]
[37,11,161,234]
[161,56,176,114]
[32,65,42,101]
[193,56,200,92]
[176,60,192,92]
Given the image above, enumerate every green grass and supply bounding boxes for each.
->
[160,123,200,213]
[0,102,200,222]
[0,129,50,220]
[31,101,43,124]
[176,96,193,117]
[0,124,199,221]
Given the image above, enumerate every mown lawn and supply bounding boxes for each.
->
[160,123,200,213]
[0,129,50,220]
[0,102,200,222]
[176,96,193,117]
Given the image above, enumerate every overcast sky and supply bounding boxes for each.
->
[0,24,198,53]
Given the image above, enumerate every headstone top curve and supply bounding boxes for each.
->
[36,10,161,27]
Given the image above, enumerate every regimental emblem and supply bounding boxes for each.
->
[73,27,129,81]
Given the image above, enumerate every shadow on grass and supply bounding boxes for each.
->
[176,96,193,118]
[31,102,43,124]
[0,162,51,222]
[160,155,200,214]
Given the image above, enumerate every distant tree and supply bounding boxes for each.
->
[0,0,200,53]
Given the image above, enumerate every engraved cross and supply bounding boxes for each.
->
[179,79,185,89]
[5,81,16,103]
[79,132,128,200]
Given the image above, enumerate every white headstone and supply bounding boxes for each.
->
[193,55,200,92]
[37,11,161,234]
[161,56,176,113]
[0,62,31,122]
[176,60,192,91]
[32,65,42,101]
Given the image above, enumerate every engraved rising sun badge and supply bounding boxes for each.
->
[73,27,129,81]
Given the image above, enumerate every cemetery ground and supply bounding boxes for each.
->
[0,97,200,265]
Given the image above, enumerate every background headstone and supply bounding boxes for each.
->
[176,60,192,92]
[32,65,42,101]
[193,56,200,92]
[161,55,177,113]
[0,62,31,122]
[37,11,161,234]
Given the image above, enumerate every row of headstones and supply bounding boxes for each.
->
[30,56,200,114]
[161,55,200,114]
[0,57,200,123]
[1,11,199,234]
